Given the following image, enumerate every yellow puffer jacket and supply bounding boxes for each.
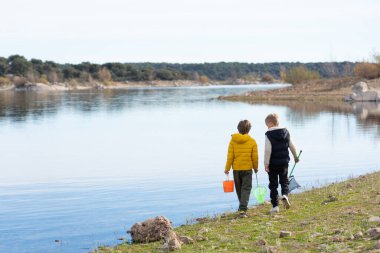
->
[225,133,258,172]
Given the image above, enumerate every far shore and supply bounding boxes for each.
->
[0,79,279,92]
[219,77,380,103]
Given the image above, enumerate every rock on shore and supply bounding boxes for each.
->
[349,82,380,101]
[129,216,173,243]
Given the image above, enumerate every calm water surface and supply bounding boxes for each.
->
[0,84,379,253]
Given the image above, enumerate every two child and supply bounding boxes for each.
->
[224,114,299,215]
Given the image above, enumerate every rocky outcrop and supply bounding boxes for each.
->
[129,216,173,243]
[349,82,380,101]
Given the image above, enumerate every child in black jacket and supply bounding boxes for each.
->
[264,113,299,214]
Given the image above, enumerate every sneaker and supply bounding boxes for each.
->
[270,206,279,214]
[239,211,248,218]
[282,195,291,209]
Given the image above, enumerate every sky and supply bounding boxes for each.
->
[0,0,379,64]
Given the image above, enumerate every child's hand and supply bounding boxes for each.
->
[265,166,270,173]
[253,168,258,174]
[224,170,229,175]
[295,157,300,163]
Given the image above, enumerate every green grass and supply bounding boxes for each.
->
[95,172,380,253]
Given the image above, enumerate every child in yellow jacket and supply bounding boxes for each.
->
[224,120,258,217]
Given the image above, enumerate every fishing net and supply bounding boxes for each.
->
[289,175,301,192]
[253,185,267,204]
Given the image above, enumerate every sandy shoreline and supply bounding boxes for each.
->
[0,79,272,92]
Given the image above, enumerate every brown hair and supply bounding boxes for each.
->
[265,113,279,126]
[237,120,251,134]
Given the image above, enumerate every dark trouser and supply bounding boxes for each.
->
[268,165,289,207]
[233,170,253,212]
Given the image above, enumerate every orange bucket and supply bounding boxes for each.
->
[223,175,234,193]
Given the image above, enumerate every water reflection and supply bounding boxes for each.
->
[0,90,128,122]
[246,100,380,137]
[352,102,380,123]
[0,84,285,123]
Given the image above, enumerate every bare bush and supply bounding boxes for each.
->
[79,72,93,83]
[191,72,199,81]
[353,63,379,79]
[199,75,209,84]
[98,67,112,82]
[261,73,274,83]
[26,70,39,83]
[68,79,80,88]
[48,71,60,83]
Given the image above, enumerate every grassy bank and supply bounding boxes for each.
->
[220,77,380,102]
[96,171,380,253]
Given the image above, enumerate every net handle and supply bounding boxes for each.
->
[289,150,302,177]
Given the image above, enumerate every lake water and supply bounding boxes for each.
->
[0,84,380,253]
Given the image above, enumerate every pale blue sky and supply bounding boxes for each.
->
[0,0,379,63]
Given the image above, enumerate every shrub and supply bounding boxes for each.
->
[38,74,49,84]
[155,69,175,80]
[48,71,60,83]
[282,66,320,84]
[0,76,11,85]
[26,70,39,83]
[12,76,27,87]
[98,67,112,82]
[199,75,209,84]
[0,57,7,76]
[241,74,259,82]
[79,71,92,83]
[353,63,379,79]
[261,73,274,83]
[68,79,80,88]
[8,55,32,76]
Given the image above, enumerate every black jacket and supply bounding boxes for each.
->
[266,128,290,167]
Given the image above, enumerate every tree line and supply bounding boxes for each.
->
[0,55,357,84]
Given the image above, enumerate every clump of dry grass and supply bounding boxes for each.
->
[354,63,380,79]
[0,76,11,86]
